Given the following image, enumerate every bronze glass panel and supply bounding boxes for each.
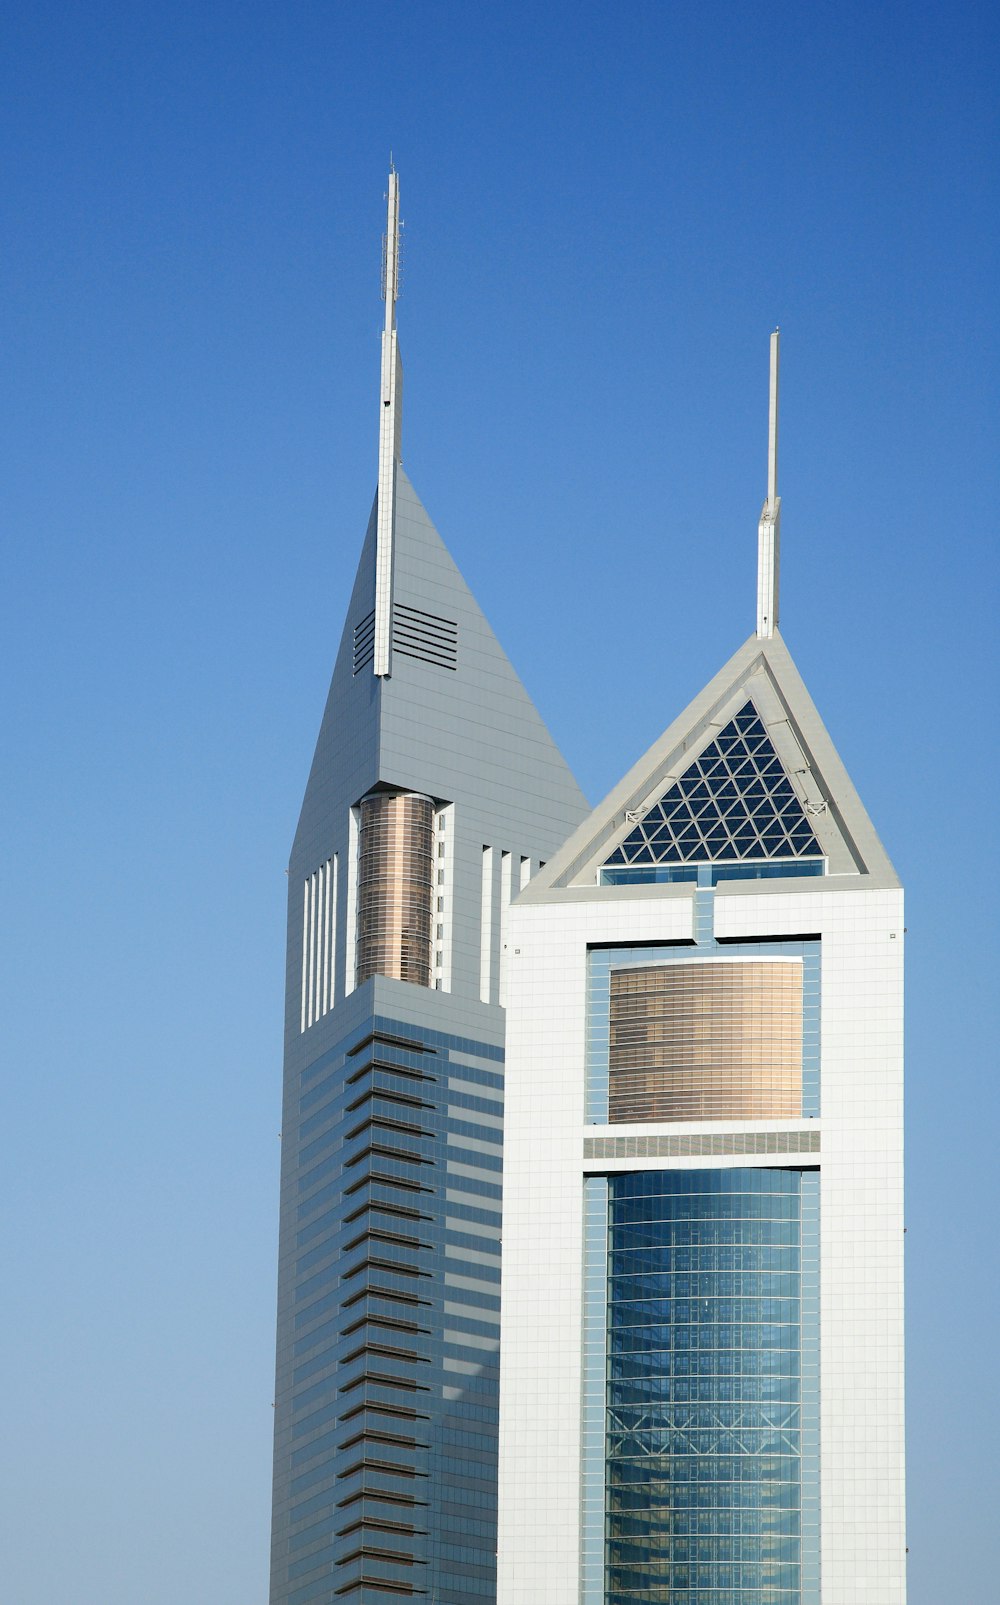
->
[356,792,434,988]
[608,960,802,1122]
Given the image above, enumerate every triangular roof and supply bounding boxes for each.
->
[521,629,898,899]
[292,466,587,863]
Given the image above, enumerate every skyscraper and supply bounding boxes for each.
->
[497,334,906,1604]
[267,172,587,1605]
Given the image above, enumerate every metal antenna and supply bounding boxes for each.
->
[756,328,781,638]
[374,167,403,677]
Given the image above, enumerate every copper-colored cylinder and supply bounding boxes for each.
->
[356,791,434,988]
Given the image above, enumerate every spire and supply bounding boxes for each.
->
[756,329,781,638]
[374,166,403,677]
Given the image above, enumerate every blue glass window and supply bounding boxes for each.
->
[605,1170,807,1604]
[601,860,824,886]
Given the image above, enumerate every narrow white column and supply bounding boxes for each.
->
[756,329,781,638]
[479,847,494,1003]
[300,877,310,1033]
[498,850,513,1007]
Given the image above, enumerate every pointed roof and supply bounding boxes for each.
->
[521,629,898,899]
[292,466,587,861]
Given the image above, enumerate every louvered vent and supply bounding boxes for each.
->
[353,610,376,674]
[392,604,458,670]
[585,1129,820,1160]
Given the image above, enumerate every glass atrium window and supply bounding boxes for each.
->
[605,1169,813,1604]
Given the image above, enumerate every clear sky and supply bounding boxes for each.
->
[2,3,996,1600]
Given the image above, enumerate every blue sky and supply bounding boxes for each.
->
[2,3,997,1600]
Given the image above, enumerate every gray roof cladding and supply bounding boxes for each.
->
[291,463,587,885]
[522,629,899,899]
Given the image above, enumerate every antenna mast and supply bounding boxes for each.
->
[374,166,403,677]
[756,329,781,638]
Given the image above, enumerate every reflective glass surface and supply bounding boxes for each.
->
[604,703,821,870]
[609,961,803,1123]
[273,1012,506,1605]
[601,860,825,886]
[606,1170,805,1604]
[356,791,435,986]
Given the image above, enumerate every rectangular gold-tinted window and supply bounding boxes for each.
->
[608,960,802,1123]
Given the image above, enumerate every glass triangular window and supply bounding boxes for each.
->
[602,700,821,868]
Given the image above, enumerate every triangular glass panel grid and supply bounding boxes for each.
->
[604,701,821,868]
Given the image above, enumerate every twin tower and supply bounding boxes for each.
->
[268,173,906,1605]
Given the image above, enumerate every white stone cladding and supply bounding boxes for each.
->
[497,882,906,1605]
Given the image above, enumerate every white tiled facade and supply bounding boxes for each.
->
[497,640,906,1604]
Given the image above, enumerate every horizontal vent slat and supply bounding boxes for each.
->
[392,617,457,642]
[353,610,377,675]
[392,604,458,631]
[390,604,458,670]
